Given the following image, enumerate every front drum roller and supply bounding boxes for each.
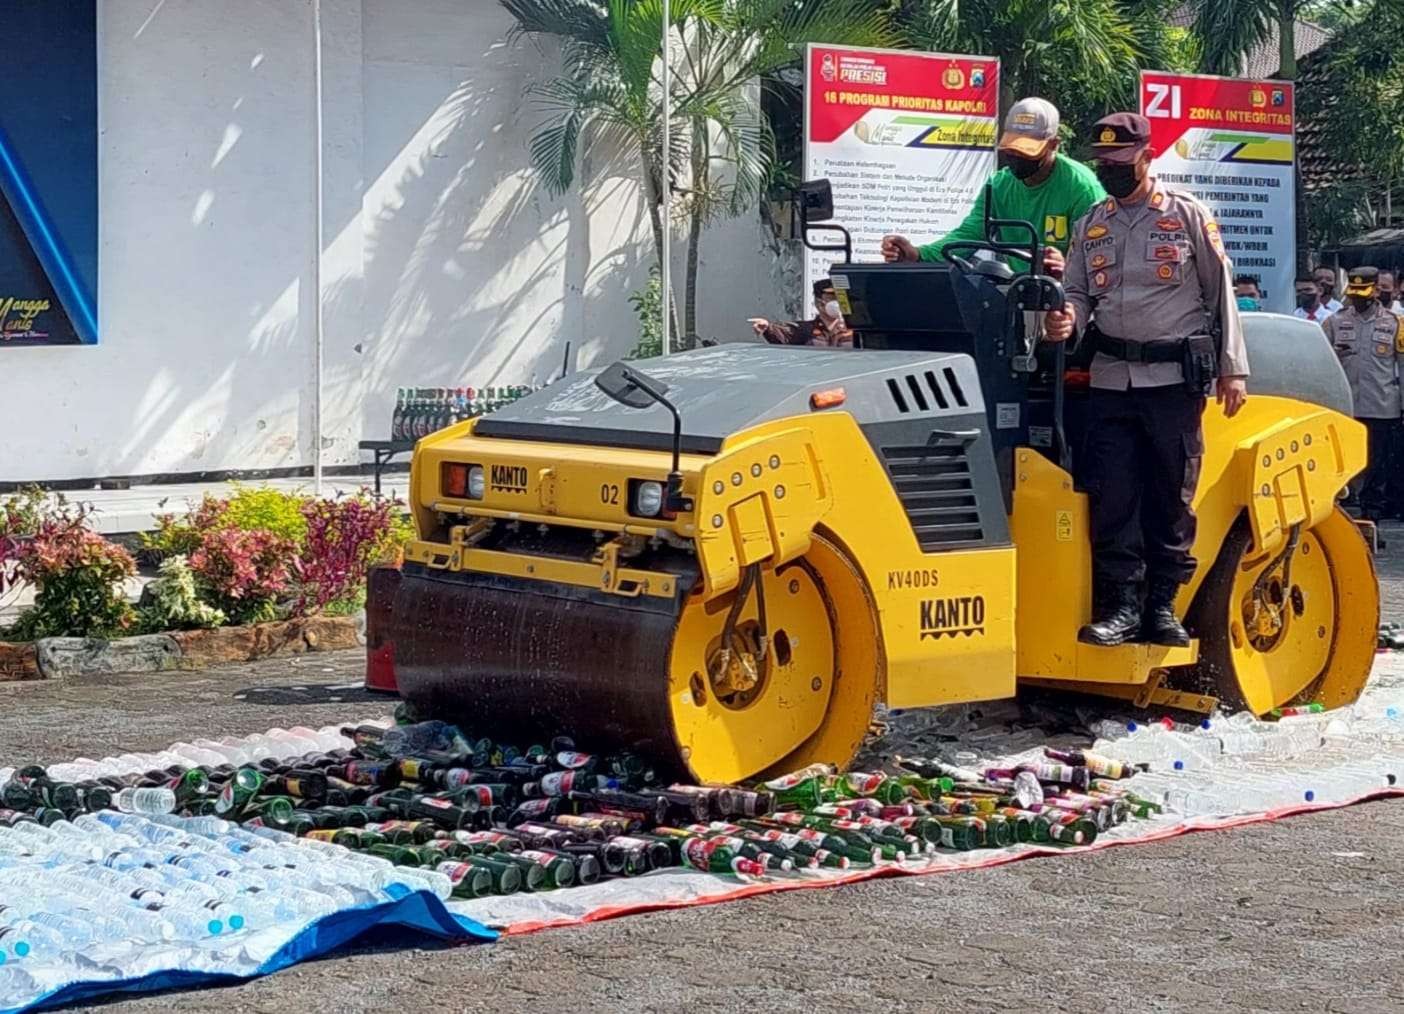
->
[1186,508,1378,714]
[391,533,882,783]
[667,532,883,785]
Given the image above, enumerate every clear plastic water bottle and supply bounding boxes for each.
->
[0,964,38,1005]
[114,787,177,815]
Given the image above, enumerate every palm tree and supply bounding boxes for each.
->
[503,0,894,348]
[1187,0,1363,80]
[666,1,897,343]
[901,0,1147,119]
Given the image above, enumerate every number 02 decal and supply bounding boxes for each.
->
[600,484,620,505]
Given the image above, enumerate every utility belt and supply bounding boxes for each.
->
[1090,327,1217,396]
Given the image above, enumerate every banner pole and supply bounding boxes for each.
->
[659,0,671,357]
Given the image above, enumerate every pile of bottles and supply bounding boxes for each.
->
[0,720,1160,914]
[1085,710,1402,817]
[0,724,460,1005]
[391,386,540,442]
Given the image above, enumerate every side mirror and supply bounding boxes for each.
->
[798,179,835,225]
[594,361,666,410]
[592,362,692,514]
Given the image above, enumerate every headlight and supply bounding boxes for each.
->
[632,480,664,517]
[467,465,486,500]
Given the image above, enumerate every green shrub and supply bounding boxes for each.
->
[627,268,664,359]
[6,524,136,640]
[136,555,226,633]
[189,525,296,626]
[138,512,203,562]
[220,484,309,546]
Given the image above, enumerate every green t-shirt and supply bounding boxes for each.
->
[917,153,1106,271]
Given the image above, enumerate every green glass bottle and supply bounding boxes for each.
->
[516,849,577,889]
[166,769,210,807]
[679,836,768,876]
[436,859,495,899]
[760,774,824,810]
[826,772,910,805]
[214,768,264,819]
[242,796,295,826]
[463,854,523,895]
[367,843,422,866]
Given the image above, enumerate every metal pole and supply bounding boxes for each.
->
[312,0,326,493]
[659,0,671,357]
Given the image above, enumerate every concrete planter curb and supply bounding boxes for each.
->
[0,615,363,681]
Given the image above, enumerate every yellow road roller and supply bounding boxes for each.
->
[366,188,1378,784]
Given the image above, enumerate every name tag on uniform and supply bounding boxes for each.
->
[1084,236,1114,253]
[1148,230,1188,244]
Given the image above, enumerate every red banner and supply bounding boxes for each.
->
[807,48,998,144]
[1141,71,1294,155]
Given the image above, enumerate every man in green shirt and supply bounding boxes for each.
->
[881,98,1105,278]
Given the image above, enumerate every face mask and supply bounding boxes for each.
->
[1297,293,1318,310]
[1352,296,1376,313]
[823,300,843,321]
[1005,153,1044,181]
[1381,292,1396,306]
[1095,162,1140,199]
[1236,296,1260,312]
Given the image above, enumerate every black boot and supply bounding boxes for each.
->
[1140,577,1190,647]
[1077,584,1142,646]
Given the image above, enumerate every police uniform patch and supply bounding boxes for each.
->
[1152,244,1180,261]
[1091,253,1109,269]
[1204,221,1226,260]
[1396,320,1404,354]
[1104,199,1116,213]
[1156,218,1184,231]
[1156,263,1176,281]
[1151,193,1165,209]
[1093,269,1110,288]
[1087,224,1108,239]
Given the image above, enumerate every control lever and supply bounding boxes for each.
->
[1006,275,1066,373]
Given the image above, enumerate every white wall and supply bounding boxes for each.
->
[0,0,777,483]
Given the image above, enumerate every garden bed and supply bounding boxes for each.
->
[0,614,362,681]
[1,484,406,678]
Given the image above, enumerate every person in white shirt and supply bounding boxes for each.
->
[1314,266,1344,315]
[1294,276,1332,323]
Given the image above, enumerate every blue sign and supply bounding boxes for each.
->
[0,1,98,346]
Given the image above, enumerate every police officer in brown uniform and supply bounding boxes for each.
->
[1045,113,1249,647]
[1322,267,1404,518]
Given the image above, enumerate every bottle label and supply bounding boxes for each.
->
[519,850,555,867]
[845,773,884,795]
[400,759,428,781]
[514,798,553,817]
[763,772,805,790]
[306,829,340,842]
[419,796,452,811]
[439,861,471,883]
[682,838,722,867]
[454,830,512,845]
[540,771,575,796]
[443,768,473,789]
[556,751,594,770]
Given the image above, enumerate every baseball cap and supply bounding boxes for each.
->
[1090,112,1151,164]
[998,98,1059,157]
[1345,266,1379,298]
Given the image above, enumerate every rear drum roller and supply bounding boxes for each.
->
[1186,508,1377,714]
[667,533,882,784]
